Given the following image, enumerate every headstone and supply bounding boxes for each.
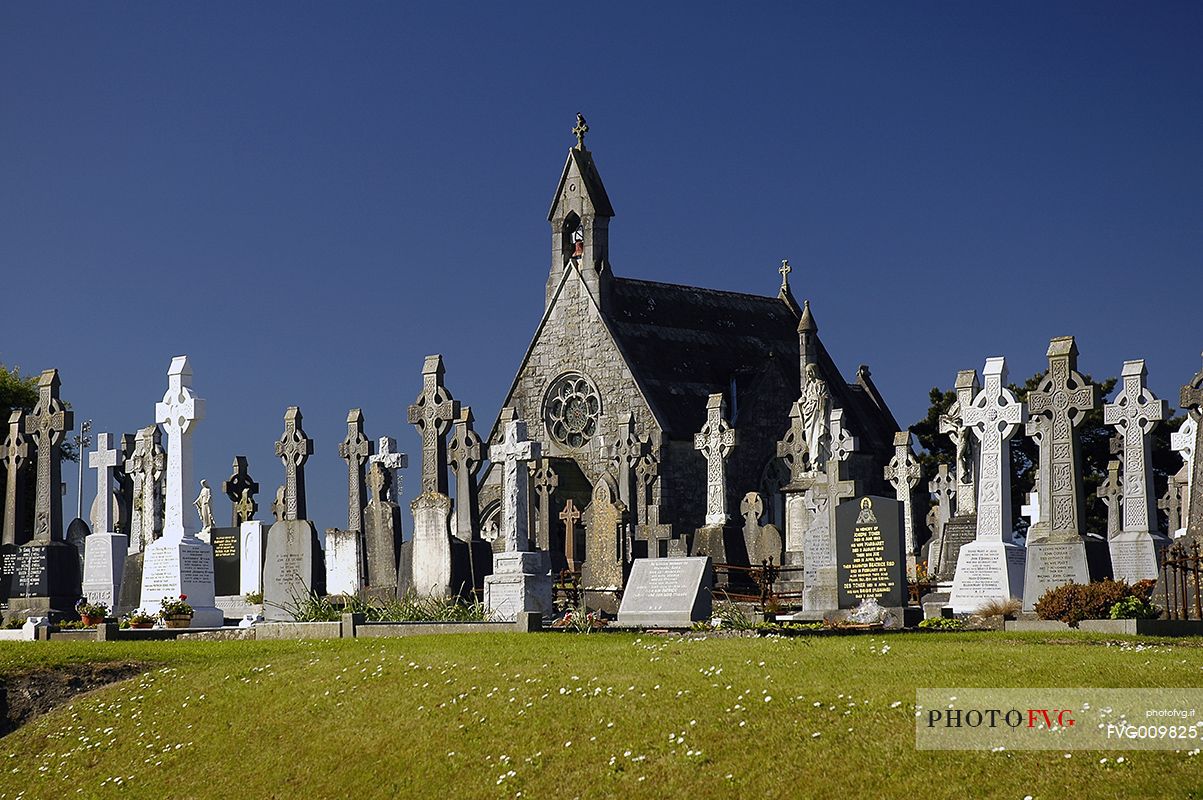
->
[263,406,323,620]
[581,478,626,608]
[139,356,223,628]
[370,437,408,512]
[363,463,401,596]
[883,431,922,577]
[337,408,372,533]
[239,520,265,596]
[694,393,737,527]
[1154,356,1203,603]
[635,454,673,557]
[448,407,485,544]
[941,370,980,516]
[1171,415,1196,531]
[616,556,714,627]
[606,413,644,514]
[66,518,89,577]
[949,356,1027,614]
[483,417,552,620]
[1022,337,1100,611]
[740,492,783,566]
[324,528,364,597]
[559,498,582,571]
[114,433,135,538]
[82,433,128,609]
[799,408,859,611]
[11,370,80,619]
[408,492,454,596]
[2,410,31,547]
[1103,359,1169,582]
[1098,460,1123,539]
[530,457,559,554]
[209,527,242,596]
[124,425,165,553]
[836,495,907,610]
[222,456,258,527]
[926,464,955,576]
[407,354,459,495]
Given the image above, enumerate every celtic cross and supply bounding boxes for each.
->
[125,424,165,551]
[338,408,373,532]
[25,369,73,544]
[154,356,205,540]
[961,357,1027,542]
[1103,359,1166,536]
[222,456,259,526]
[572,113,589,150]
[884,431,923,558]
[448,407,485,543]
[407,354,459,495]
[274,406,313,522]
[694,393,737,526]
[1097,459,1123,538]
[940,369,980,515]
[1178,353,1203,540]
[2,410,29,546]
[494,417,541,552]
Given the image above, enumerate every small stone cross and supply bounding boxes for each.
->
[25,369,73,543]
[89,433,120,534]
[1098,459,1123,538]
[572,113,589,150]
[559,498,582,570]
[274,406,313,521]
[407,354,459,495]
[779,259,791,290]
[694,393,737,526]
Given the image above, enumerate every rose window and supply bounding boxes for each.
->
[544,373,601,449]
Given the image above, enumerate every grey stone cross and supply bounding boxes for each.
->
[606,413,644,511]
[338,408,373,532]
[779,259,792,290]
[1104,359,1166,536]
[448,407,485,543]
[940,370,980,516]
[962,357,1027,542]
[1026,336,1097,540]
[407,355,459,495]
[2,410,30,546]
[274,406,313,522]
[694,393,737,526]
[1178,353,1203,540]
[573,113,589,149]
[25,369,73,544]
[559,498,582,571]
[88,433,120,534]
[494,416,541,552]
[222,456,259,527]
[929,464,955,541]
[1098,459,1123,538]
[884,431,923,560]
[125,425,165,551]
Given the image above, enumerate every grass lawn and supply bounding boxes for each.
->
[2,631,1203,799]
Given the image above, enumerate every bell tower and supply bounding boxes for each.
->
[547,114,614,308]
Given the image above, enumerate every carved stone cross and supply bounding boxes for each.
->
[25,369,73,544]
[125,424,165,551]
[1026,336,1097,540]
[559,498,582,571]
[779,259,791,290]
[407,354,459,495]
[338,408,373,532]
[1179,353,1203,540]
[1159,469,1186,533]
[929,463,955,540]
[2,410,29,546]
[572,113,589,149]
[494,416,541,552]
[884,431,923,559]
[606,412,644,512]
[962,357,1027,542]
[1098,459,1123,538]
[776,400,809,484]
[1104,359,1166,536]
[370,436,409,505]
[154,356,204,540]
[274,406,313,522]
[222,456,259,527]
[940,369,980,516]
[89,433,120,534]
[448,407,485,543]
[694,393,737,526]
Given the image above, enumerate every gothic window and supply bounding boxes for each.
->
[543,372,601,450]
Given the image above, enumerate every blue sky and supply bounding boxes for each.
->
[2,2,1200,531]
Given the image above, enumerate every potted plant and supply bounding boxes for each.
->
[127,610,157,629]
[76,599,109,626]
[159,594,194,628]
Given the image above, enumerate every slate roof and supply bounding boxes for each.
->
[605,277,898,452]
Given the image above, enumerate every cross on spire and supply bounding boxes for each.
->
[694,393,737,526]
[25,369,73,543]
[274,406,313,521]
[407,354,460,495]
[779,259,792,290]
[338,408,373,532]
[572,113,589,150]
[89,432,120,534]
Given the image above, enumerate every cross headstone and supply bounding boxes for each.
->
[1104,359,1166,536]
[884,431,922,571]
[274,406,313,522]
[635,453,673,556]
[559,498,582,571]
[88,433,120,534]
[1178,354,1203,541]
[338,408,373,532]
[125,424,165,552]
[154,356,205,539]
[25,370,73,543]
[114,433,135,536]
[940,370,980,516]
[740,491,783,566]
[1172,415,1196,529]
[1159,467,1186,534]
[927,463,955,574]
[607,413,644,512]
[370,437,409,505]
[582,477,626,597]
[529,457,559,552]
[2,410,30,546]
[448,407,486,544]
[1026,336,1097,540]
[364,461,401,593]
[1098,459,1123,538]
[694,393,737,526]
[798,407,859,612]
[222,456,259,526]
[776,401,809,484]
[407,354,460,495]
[961,357,1027,542]
[494,416,541,552]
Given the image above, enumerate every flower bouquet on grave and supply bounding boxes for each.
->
[75,599,109,627]
[159,594,194,628]
[126,610,157,629]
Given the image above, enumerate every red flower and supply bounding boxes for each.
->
[179,594,187,601]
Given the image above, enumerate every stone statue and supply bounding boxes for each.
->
[800,364,830,470]
[194,479,215,530]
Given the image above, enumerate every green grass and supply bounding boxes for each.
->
[2,631,1203,799]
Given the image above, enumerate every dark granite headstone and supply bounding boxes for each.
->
[936,514,978,583]
[117,552,144,615]
[836,495,906,609]
[0,543,19,613]
[210,527,242,596]
[8,541,82,618]
[617,556,713,627]
[66,517,90,578]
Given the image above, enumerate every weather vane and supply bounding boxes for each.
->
[573,113,589,150]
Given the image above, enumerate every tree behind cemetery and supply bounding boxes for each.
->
[912,374,1183,537]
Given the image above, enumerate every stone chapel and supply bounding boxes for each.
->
[478,119,900,571]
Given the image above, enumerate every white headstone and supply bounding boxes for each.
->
[324,527,364,596]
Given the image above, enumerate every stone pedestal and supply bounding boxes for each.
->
[324,528,364,597]
[82,533,128,609]
[240,521,265,596]
[1022,538,1110,611]
[262,519,324,621]
[949,541,1026,614]
[689,524,746,564]
[1109,531,1169,584]
[484,551,552,621]
[138,537,223,627]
